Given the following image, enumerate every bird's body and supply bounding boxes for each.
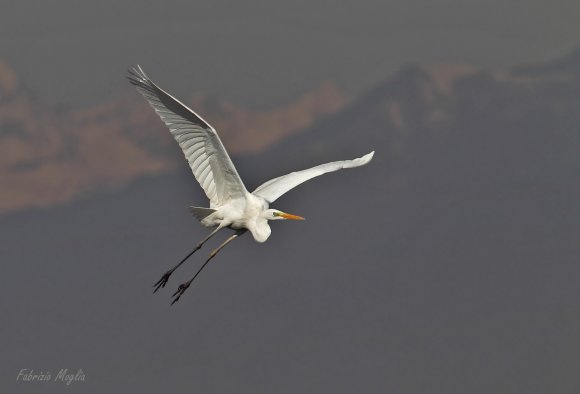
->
[128,65,374,303]
[200,193,271,242]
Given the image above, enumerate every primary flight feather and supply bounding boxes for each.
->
[128,65,374,304]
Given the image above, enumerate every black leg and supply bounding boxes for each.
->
[171,229,247,305]
[153,227,222,293]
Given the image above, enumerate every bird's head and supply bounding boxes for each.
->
[264,209,305,221]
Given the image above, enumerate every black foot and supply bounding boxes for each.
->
[153,271,173,293]
[171,282,191,305]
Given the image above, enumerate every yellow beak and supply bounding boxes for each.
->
[280,212,305,220]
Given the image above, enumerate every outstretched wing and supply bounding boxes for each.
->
[253,151,374,203]
[128,65,247,207]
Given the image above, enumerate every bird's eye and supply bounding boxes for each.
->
[273,211,280,217]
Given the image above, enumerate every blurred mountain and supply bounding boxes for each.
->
[2,48,580,393]
[513,45,580,76]
[0,60,347,214]
[250,50,580,206]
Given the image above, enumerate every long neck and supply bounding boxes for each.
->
[248,218,271,243]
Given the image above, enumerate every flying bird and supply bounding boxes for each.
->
[128,66,374,304]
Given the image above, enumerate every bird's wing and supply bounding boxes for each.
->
[128,66,247,207]
[253,151,374,203]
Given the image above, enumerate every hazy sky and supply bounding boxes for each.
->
[2,0,580,108]
[3,2,580,393]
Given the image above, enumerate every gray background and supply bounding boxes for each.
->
[1,0,579,108]
[2,0,580,393]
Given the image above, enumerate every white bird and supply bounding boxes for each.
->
[128,66,374,304]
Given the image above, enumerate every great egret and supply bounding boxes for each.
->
[128,66,374,304]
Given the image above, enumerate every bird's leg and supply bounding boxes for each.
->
[153,226,222,293]
[171,229,247,305]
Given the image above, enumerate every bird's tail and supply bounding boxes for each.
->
[189,206,216,221]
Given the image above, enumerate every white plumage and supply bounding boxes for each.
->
[253,152,374,203]
[128,65,246,208]
[128,65,374,303]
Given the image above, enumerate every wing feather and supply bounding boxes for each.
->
[128,66,247,207]
[253,152,374,203]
